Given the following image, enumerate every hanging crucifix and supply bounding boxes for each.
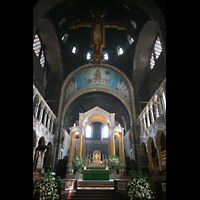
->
[69,11,126,65]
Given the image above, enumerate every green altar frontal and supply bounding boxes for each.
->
[83,167,109,180]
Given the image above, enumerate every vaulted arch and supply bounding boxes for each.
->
[34,17,63,115]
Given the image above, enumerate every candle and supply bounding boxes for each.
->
[90,154,91,159]
[105,154,107,159]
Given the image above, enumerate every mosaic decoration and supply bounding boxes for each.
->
[65,67,130,99]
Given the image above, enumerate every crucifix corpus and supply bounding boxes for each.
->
[94,153,99,162]
[69,11,126,65]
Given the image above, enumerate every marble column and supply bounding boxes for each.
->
[156,145,163,171]
[34,103,40,118]
[110,126,115,156]
[43,110,48,127]
[121,133,125,163]
[142,114,146,130]
[68,132,75,164]
[150,107,154,124]
[78,133,83,157]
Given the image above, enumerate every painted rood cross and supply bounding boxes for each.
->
[69,11,126,65]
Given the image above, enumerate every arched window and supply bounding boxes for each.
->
[85,125,91,138]
[33,34,41,58]
[72,45,78,54]
[127,34,134,45]
[103,52,109,60]
[102,125,109,138]
[33,33,46,68]
[117,46,123,55]
[130,20,137,29]
[86,51,93,60]
[61,33,69,43]
[149,36,162,70]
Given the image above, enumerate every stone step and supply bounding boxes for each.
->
[68,189,122,200]
[77,180,114,188]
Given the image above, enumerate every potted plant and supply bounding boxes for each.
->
[107,155,122,178]
[72,156,86,179]
[125,171,155,200]
[33,169,62,200]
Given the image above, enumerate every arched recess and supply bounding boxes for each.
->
[132,20,160,114]
[38,136,46,146]
[155,130,166,151]
[35,17,63,115]
[141,142,146,155]
[43,142,53,170]
[59,63,135,131]
[87,114,109,126]
[147,137,154,153]
[133,21,158,88]
[147,137,158,168]
[62,90,132,131]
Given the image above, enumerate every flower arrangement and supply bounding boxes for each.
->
[33,169,62,200]
[107,155,122,170]
[125,171,154,200]
[72,156,86,173]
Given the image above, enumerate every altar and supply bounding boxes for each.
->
[83,150,109,180]
[83,166,109,180]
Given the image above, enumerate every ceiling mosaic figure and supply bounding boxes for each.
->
[65,66,130,99]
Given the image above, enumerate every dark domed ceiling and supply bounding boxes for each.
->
[43,0,150,81]
[33,0,166,127]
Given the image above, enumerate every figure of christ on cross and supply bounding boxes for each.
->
[94,153,99,162]
[69,11,126,64]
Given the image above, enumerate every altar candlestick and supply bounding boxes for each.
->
[90,154,91,159]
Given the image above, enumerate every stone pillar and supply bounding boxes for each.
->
[150,107,154,124]
[47,113,52,130]
[78,133,83,157]
[68,132,75,164]
[142,114,146,130]
[34,103,40,118]
[43,109,48,127]
[118,135,122,159]
[156,145,163,171]
[148,151,153,171]
[155,103,159,119]
[39,105,44,123]
[121,133,125,163]
[78,126,84,157]
[146,112,150,128]
[139,117,143,134]
[82,135,84,157]
[110,126,115,156]
[109,134,112,155]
